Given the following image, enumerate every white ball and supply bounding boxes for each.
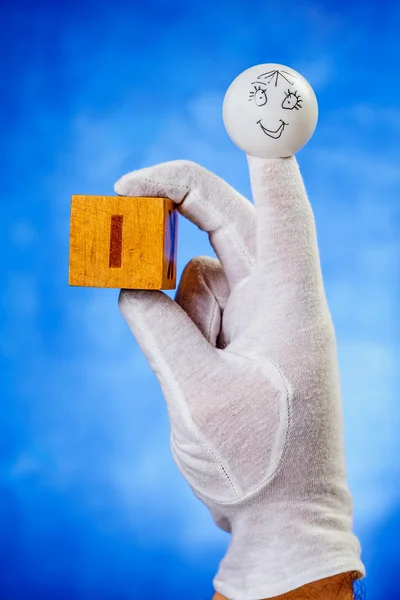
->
[222,63,318,158]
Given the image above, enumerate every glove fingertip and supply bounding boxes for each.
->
[118,288,144,317]
[114,177,129,196]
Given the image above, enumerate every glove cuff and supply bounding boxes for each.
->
[212,498,365,600]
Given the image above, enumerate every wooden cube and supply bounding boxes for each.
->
[69,195,178,290]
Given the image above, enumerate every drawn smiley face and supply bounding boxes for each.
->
[223,63,318,158]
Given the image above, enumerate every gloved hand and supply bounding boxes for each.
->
[114,156,365,600]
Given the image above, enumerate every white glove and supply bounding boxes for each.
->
[114,156,365,600]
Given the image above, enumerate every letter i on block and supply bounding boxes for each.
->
[69,195,178,290]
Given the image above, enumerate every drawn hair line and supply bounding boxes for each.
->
[253,69,297,87]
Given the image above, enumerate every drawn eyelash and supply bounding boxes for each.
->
[282,88,303,110]
[248,85,266,100]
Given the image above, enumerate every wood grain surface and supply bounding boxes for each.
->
[69,195,178,289]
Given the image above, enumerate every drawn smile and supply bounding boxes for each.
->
[257,119,288,139]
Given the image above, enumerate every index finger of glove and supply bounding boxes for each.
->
[115,160,256,290]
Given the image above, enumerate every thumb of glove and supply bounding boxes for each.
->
[119,287,220,426]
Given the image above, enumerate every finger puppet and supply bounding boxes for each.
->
[223,63,318,158]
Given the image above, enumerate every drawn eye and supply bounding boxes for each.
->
[249,86,267,106]
[282,89,303,110]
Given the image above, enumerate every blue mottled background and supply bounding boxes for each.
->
[1,0,399,598]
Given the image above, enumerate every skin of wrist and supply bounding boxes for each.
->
[212,572,356,600]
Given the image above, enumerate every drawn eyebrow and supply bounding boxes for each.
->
[251,80,267,86]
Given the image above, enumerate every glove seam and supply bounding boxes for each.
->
[171,430,240,500]
[120,290,239,498]
[123,290,241,500]
[206,349,293,507]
